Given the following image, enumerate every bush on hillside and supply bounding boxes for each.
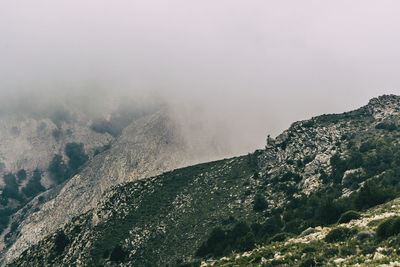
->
[247,152,260,171]
[325,227,356,243]
[16,169,27,182]
[269,232,293,242]
[65,143,89,174]
[376,216,400,240]
[48,155,69,184]
[359,140,376,153]
[196,222,256,258]
[353,181,396,210]
[54,231,69,254]
[375,122,397,131]
[2,173,20,200]
[337,210,361,224]
[253,194,268,212]
[314,196,346,226]
[0,208,12,235]
[110,245,128,262]
[22,169,45,198]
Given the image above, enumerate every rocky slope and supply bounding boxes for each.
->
[1,107,234,264]
[0,105,122,257]
[8,94,400,266]
[0,107,114,187]
[203,198,400,266]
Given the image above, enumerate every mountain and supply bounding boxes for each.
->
[7,94,400,266]
[0,107,114,186]
[0,105,121,249]
[0,105,234,265]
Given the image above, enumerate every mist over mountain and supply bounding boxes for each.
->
[1,1,400,266]
[2,1,400,153]
[7,94,400,266]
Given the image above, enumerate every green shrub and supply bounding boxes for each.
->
[48,155,69,184]
[376,216,400,240]
[353,181,396,210]
[65,143,89,174]
[330,153,347,183]
[269,232,293,242]
[325,227,356,243]
[247,153,258,171]
[357,231,374,240]
[258,216,282,237]
[196,222,256,258]
[375,122,397,131]
[319,170,329,183]
[196,227,225,257]
[337,210,360,224]
[22,169,45,198]
[109,245,127,262]
[315,196,346,226]
[16,169,27,182]
[54,231,69,254]
[2,173,20,200]
[10,221,18,233]
[253,194,268,212]
[359,140,376,153]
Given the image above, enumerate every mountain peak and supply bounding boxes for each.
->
[367,94,400,119]
[368,94,400,106]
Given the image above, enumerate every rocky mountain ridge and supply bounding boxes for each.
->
[7,94,400,266]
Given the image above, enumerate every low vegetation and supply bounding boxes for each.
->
[337,210,361,224]
[198,198,400,266]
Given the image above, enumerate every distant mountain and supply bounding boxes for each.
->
[0,106,115,185]
[0,105,121,249]
[8,95,400,266]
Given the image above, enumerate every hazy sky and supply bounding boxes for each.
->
[1,1,400,152]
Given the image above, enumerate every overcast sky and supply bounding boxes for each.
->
[1,1,400,152]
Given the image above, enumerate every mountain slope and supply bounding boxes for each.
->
[0,108,113,182]
[203,197,400,266]
[8,94,400,266]
[1,108,234,264]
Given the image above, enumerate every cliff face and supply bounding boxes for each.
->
[8,95,400,266]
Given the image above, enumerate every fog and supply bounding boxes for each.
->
[1,1,400,154]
